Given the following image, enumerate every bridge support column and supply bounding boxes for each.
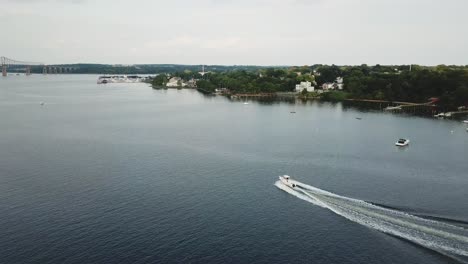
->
[43,66,47,74]
[26,66,31,76]
[2,65,6,77]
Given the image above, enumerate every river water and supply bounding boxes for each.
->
[0,75,467,263]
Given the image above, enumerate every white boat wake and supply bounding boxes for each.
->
[275,180,468,259]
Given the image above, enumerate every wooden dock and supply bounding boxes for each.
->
[234,93,277,97]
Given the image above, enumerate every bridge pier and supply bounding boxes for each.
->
[2,65,6,77]
[43,66,47,74]
[26,66,31,76]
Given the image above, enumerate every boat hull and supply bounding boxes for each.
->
[395,140,410,146]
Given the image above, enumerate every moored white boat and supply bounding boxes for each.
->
[279,175,296,188]
[395,138,410,147]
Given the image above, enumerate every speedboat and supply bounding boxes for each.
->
[395,138,410,147]
[279,175,296,188]
[97,76,111,84]
[463,120,468,124]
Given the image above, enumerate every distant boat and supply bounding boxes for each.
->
[243,102,249,105]
[355,117,362,120]
[395,138,410,147]
[463,120,468,124]
[290,111,296,114]
[434,113,445,118]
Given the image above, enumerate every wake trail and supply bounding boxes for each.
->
[275,180,468,258]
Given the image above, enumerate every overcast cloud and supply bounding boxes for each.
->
[0,0,467,65]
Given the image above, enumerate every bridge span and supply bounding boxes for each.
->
[1,56,76,76]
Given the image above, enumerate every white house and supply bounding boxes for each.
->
[166,77,187,87]
[336,77,344,90]
[322,83,335,90]
[321,77,344,90]
[295,81,314,92]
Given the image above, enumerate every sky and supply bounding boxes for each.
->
[0,0,467,65]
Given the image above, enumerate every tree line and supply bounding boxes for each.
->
[151,64,468,108]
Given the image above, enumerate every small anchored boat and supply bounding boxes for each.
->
[279,175,296,188]
[395,138,410,147]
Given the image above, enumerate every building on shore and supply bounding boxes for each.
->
[322,77,344,91]
[336,77,344,90]
[322,83,335,90]
[295,81,314,92]
[215,88,230,94]
[166,77,187,87]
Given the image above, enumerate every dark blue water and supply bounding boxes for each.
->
[0,75,467,263]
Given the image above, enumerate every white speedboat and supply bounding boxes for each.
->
[463,120,468,124]
[97,76,111,84]
[279,175,296,188]
[395,138,410,147]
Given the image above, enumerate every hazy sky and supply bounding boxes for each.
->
[1,0,467,65]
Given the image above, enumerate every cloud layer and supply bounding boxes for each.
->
[0,0,467,65]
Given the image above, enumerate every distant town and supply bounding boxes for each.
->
[148,64,468,113]
[2,59,467,112]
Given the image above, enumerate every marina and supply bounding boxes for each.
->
[97,75,149,84]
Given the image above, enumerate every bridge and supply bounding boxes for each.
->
[1,56,76,76]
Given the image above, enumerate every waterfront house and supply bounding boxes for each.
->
[322,83,335,90]
[215,88,230,94]
[295,81,314,92]
[187,78,197,88]
[166,77,187,87]
[336,77,344,90]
